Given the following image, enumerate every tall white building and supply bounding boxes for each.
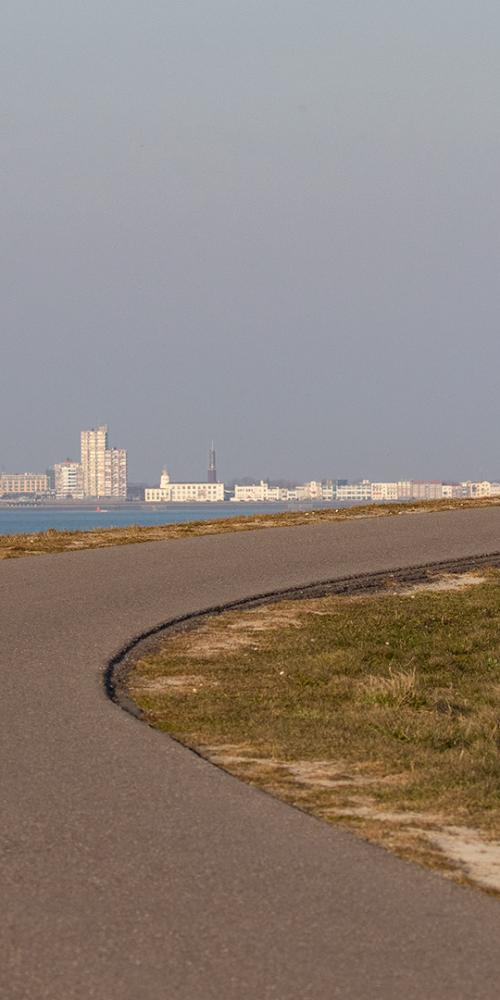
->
[54,461,83,498]
[80,424,128,497]
[81,425,108,497]
[104,449,128,498]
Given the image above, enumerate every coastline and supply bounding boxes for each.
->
[1,497,500,560]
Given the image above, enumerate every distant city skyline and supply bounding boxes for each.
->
[2,418,500,489]
[3,461,500,505]
[1,418,500,505]
[2,419,500,490]
[3,416,500,487]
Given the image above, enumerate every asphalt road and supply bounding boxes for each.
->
[2,507,500,1000]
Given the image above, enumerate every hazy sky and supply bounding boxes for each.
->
[2,1,500,483]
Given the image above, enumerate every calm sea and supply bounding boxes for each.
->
[0,502,333,537]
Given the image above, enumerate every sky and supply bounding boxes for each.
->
[2,1,500,484]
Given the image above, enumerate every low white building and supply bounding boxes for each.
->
[463,481,500,498]
[295,480,328,501]
[145,469,224,503]
[232,481,288,502]
[371,482,399,501]
[397,481,412,499]
[336,481,372,501]
[442,483,465,499]
[409,481,443,500]
[232,479,335,503]
[0,473,49,496]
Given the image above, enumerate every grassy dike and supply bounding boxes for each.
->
[1,496,500,559]
[128,568,500,894]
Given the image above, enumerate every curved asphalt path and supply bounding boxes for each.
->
[2,507,500,1000]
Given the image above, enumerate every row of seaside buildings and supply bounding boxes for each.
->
[2,469,500,503]
[0,425,127,500]
[2,425,500,503]
[231,479,500,502]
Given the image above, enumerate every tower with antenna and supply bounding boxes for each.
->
[208,442,217,483]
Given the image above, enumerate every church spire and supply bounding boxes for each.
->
[208,442,217,483]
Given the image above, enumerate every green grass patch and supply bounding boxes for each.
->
[128,569,500,892]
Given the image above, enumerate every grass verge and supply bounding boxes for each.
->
[1,497,500,560]
[127,568,500,894]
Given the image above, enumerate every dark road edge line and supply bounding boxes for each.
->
[104,550,500,721]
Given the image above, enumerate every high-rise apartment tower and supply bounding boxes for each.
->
[208,442,217,483]
[80,424,128,498]
[104,448,128,498]
[81,424,109,497]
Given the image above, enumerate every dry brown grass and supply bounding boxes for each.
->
[1,496,500,560]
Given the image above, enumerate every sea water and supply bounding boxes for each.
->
[0,502,323,536]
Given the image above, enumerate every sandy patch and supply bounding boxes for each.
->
[204,747,402,789]
[328,802,500,892]
[174,607,304,659]
[428,827,500,892]
[402,572,486,594]
[134,674,210,693]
